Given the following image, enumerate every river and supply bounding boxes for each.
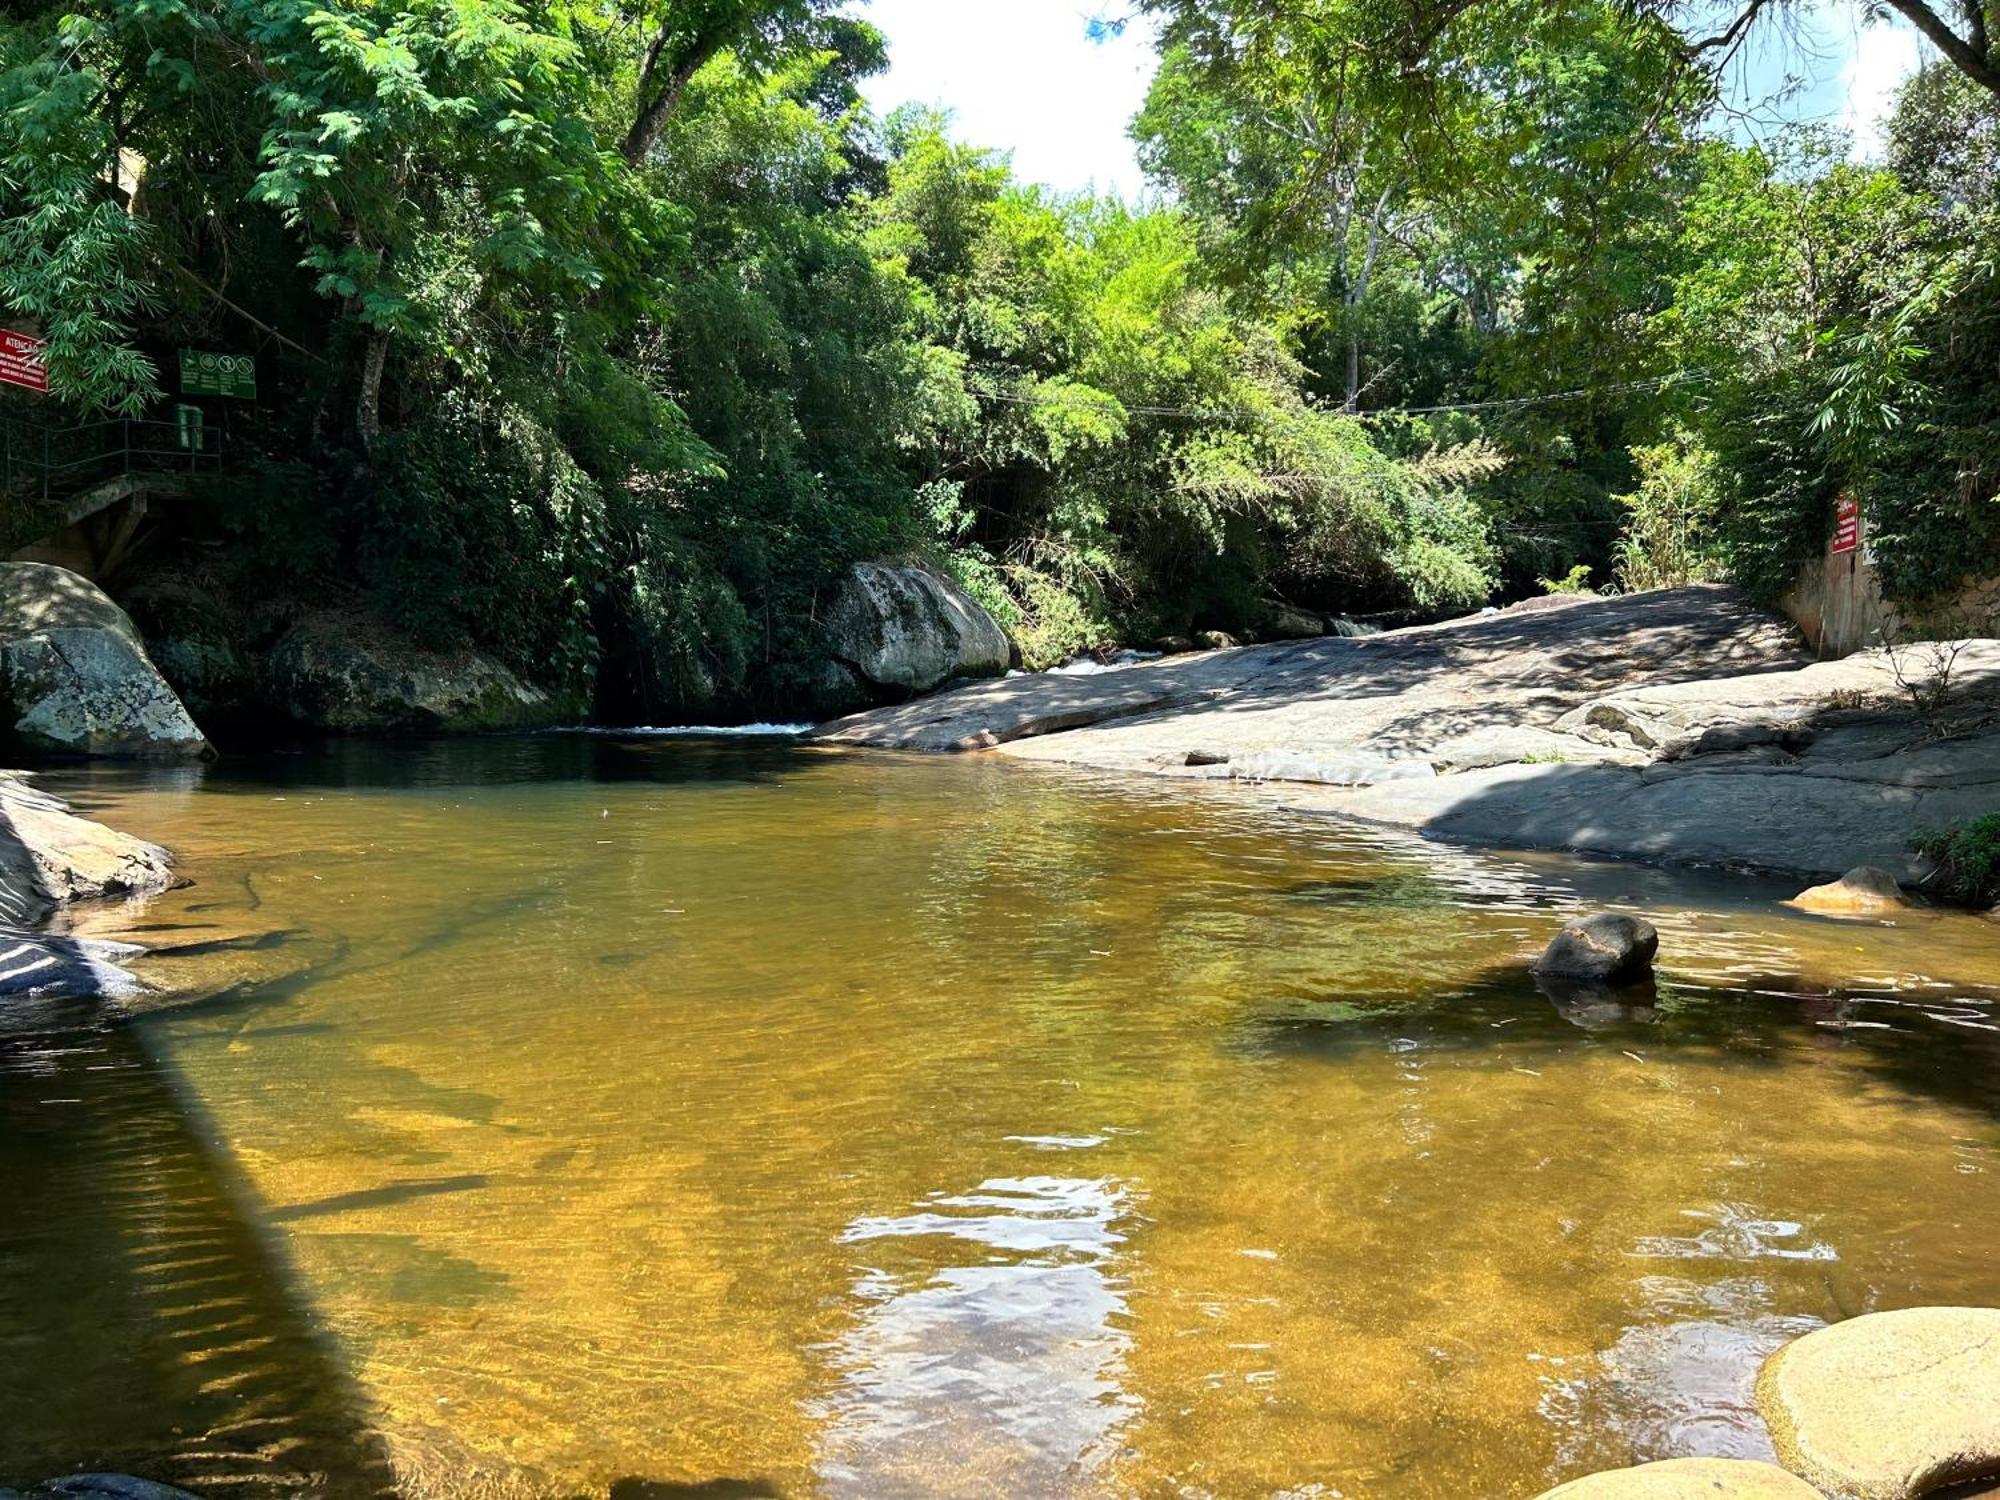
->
[4,734,1999,1499]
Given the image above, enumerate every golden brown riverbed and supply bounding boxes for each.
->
[5,735,2000,1499]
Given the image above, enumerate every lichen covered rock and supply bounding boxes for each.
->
[821,562,1010,695]
[0,562,209,760]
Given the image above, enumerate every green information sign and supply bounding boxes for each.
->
[178,349,256,399]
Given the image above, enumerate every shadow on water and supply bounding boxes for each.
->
[608,1481,783,1499]
[84,732,837,801]
[0,1016,397,1497]
[1234,961,2000,1120]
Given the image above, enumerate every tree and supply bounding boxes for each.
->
[618,0,848,165]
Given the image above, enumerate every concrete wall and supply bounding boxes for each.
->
[1784,543,2000,659]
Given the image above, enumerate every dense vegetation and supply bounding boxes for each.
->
[2,0,1997,718]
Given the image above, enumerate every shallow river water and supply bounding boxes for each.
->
[5,735,2000,1500]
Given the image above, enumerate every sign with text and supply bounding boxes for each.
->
[1832,494,1862,556]
[179,348,256,399]
[0,329,48,394]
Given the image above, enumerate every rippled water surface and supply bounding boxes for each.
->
[6,736,2000,1499]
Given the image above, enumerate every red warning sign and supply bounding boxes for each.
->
[0,329,48,394]
[1832,494,1861,556]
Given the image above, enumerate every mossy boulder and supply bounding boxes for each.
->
[267,607,577,734]
[117,568,259,724]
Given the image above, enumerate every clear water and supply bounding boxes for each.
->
[4,737,1999,1499]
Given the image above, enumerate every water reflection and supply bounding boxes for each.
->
[815,1163,1138,1496]
[1541,1277,1821,1474]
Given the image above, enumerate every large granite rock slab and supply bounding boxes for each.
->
[1557,641,2000,760]
[1756,1307,2000,1500]
[821,562,1010,696]
[820,585,2000,880]
[0,562,209,760]
[1535,1458,1823,1499]
[269,607,571,734]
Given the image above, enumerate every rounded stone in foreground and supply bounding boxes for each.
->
[1535,1457,1824,1498]
[1756,1306,2000,1500]
[1787,865,1911,915]
[1532,912,1660,984]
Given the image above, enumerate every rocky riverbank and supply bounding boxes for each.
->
[0,771,176,1007]
[817,585,2000,884]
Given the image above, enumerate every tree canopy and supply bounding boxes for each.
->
[1,0,1993,718]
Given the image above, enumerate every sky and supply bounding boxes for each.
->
[855,0,1163,200]
[854,0,1932,200]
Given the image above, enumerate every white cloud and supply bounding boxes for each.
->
[1836,6,1924,158]
[854,0,1161,199]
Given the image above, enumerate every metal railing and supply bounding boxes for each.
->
[2,415,225,510]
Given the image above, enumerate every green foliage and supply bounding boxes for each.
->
[1913,813,2000,907]
[1539,565,1596,596]
[1612,435,1724,592]
[6,0,1997,731]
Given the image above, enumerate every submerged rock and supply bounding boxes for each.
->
[1535,1457,1822,1498]
[1787,865,1912,915]
[1532,913,1659,985]
[268,607,571,734]
[821,562,1010,695]
[0,562,209,760]
[1756,1306,2000,1500]
[6,1477,202,1500]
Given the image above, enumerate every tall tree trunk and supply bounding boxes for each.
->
[1883,0,2000,97]
[620,26,730,166]
[356,327,388,455]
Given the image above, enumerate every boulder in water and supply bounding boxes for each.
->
[268,607,572,734]
[0,562,209,760]
[1532,913,1659,985]
[1786,865,1911,915]
[1756,1306,2000,1500]
[1534,1458,1822,1498]
[821,562,1010,695]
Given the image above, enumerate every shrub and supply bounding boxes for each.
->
[1913,813,2000,906]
